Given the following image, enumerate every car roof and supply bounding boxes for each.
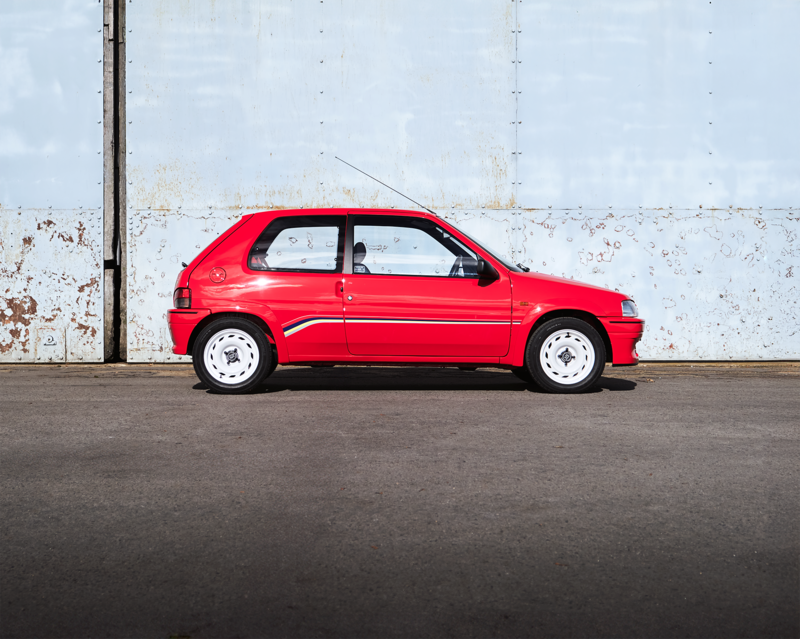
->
[246,207,439,220]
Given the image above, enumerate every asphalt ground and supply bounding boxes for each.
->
[1,363,798,638]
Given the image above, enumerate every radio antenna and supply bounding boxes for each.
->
[335,156,437,216]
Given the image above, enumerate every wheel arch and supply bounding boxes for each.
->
[526,309,612,363]
[188,312,277,357]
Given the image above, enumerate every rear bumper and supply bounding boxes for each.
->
[601,318,645,365]
[167,309,211,355]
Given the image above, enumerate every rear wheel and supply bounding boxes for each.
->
[526,318,605,393]
[193,318,272,394]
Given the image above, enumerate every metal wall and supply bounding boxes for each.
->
[126,0,798,361]
[0,0,104,362]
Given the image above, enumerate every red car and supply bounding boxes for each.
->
[168,208,644,394]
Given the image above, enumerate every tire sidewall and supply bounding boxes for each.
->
[526,318,606,393]
[192,318,272,394]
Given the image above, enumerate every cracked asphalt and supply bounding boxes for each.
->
[1,363,798,638]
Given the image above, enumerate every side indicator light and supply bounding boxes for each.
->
[209,267,226,283]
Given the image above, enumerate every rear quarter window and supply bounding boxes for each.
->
[248,215,346,273]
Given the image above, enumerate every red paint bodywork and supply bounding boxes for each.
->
[168,208,644,368]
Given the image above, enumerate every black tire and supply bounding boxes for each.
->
[525,318,605,394]
[192,317,272,394]
[268,344,279,376]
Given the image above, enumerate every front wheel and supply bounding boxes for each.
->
[525,318,605,393]
[192,318,272,394]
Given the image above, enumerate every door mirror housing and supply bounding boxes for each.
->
[476,258,499,280]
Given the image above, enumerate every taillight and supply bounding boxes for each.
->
[173,287,192,308]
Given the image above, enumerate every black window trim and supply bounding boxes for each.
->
[247,214,347,274]
[346,214,483,279]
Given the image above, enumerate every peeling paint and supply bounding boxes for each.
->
[509,209,799,360]
[0,210,103,362]
[126,207,799,362]
[126,209,241,361]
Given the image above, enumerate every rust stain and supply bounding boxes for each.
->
[1,296,37,327]
[0,327,27,354]
[77,277,99,294]
[0,296,37,354]
[76,221,89,247]
[75,322,98,339]
[2,211,103,362]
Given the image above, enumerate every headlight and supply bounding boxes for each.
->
[621,300,638,317]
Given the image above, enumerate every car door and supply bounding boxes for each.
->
[246,214,347,361]
[342,214,511,357]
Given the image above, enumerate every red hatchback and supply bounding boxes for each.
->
[168,208,644,394]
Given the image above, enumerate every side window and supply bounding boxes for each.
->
[352,216,479,278]
[248,216,345,273]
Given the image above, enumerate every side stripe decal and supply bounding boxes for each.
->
[345,318,508,325]
[283,317,344,337]
[283,316,513,337]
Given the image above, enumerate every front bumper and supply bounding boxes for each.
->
[601,318,645,365]
[167,308,211,355]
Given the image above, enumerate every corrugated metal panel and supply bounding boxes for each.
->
[125,0,799,362]
[127,206,799,362]
[126,0,515,210]
[515,0,800,210]
[126,0,516,360]
[0,0,103,208]
[0,209,104,362]
[509,208,799,360]
[126,209,241,362]
[0,0,104,363]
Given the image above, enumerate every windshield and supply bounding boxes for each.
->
[440,217,522,273]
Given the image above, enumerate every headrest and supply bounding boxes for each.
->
[354,242,367,263]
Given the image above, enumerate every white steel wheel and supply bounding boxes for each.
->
[526,317,606,393]
[539,328,595,385]
[203,328,260,385]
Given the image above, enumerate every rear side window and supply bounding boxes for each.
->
[248,215,345,273]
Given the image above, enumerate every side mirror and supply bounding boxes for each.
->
[476,258,499,280]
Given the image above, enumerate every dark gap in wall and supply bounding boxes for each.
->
[111,0,124,362]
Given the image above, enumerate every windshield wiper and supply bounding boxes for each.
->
[517,263,530,272]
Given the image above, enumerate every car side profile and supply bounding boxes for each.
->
[168,208,644,394]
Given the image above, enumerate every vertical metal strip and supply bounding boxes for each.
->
[514,0,518,205]
[707,0,715,205]
[117,0,127,360]
[103,0,115,360]
[101,0,126,361]
[513,0,520,263]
